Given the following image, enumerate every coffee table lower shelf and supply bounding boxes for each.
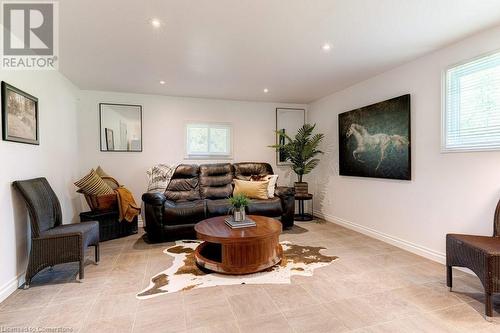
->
[194,241,283,275]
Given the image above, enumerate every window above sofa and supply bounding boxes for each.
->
[185,122,232,159]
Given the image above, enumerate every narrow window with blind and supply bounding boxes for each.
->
[443,51,500,152]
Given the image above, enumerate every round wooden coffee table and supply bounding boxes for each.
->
[194,215,282,275]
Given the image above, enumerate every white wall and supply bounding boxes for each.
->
[0,71,80,301]
[78,90,306,204]
[308,26,500,262]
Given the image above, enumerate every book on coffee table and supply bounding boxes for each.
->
[224,216,256,229]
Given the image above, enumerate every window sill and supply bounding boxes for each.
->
[441,146,500,153]
[184,155,234,160]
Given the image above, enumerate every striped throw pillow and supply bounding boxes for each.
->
[95,166,120,190]
[75,169,114,196]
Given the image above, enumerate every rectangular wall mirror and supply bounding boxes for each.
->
[100,103,142,152]
[276,107,305,165]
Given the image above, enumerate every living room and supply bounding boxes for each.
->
[1,1,500,332]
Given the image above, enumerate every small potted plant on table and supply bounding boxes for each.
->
[229,194,249,222]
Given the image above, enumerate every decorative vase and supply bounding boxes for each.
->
[233,207,246,222]
[294,182,308,195]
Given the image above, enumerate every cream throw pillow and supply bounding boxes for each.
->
[233,179,269,200]
[264,175,278,198]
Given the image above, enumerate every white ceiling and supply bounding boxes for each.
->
[60,0,500,104]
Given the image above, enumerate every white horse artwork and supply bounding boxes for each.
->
[346,123,409,171]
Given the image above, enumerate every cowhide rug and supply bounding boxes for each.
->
[137,240,337,299]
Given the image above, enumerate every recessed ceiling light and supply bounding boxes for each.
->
[150,18,162,28]
[322,43,332,52]
[263,88,269,93]
[159,80,166,85]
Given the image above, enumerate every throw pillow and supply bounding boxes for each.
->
[146,164,177,192]
[95,166,119,190]
[249,174,279,198]
[233,179,269,200]
[95,166,110,178]
[75,169,114,196]
[264,174,279,198]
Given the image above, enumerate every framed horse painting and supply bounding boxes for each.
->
[338,94,411,180]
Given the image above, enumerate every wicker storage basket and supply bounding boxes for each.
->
[77,176,120,211]
[80,192,118,211]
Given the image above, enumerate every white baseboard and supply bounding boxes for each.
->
[138,215,144,227]
[0,273,25,303]
[313,210,446,264]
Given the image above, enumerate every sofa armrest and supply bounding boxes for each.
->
[142,192,167,242]
[275,186,295,197]
[142,192,167,206]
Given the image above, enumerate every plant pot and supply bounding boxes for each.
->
[294,182,308,195]
[233,207,246,222]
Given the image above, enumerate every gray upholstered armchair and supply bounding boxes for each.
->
[13,177,100,288]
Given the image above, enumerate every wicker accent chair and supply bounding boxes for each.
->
[446,199,500,317]
[13,178,99,288]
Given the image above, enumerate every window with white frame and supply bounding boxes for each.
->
[443,51,500,151]
[185,122,232,158]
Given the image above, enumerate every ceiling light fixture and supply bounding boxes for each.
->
[322,43,332,52]
[159,80,166,85]
[263,88,269,93]
[150,18,162,28]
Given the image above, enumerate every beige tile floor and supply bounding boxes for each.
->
[1,220,499,333]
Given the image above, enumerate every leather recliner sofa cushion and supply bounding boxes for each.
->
[206,199,233,217]
[199,163,233,199]
[233,162,273,180]
[163,199,206,225]
[247,197,282,217]
[165,165,201,202]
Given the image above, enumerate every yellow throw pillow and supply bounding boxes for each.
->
[233,179,269,200]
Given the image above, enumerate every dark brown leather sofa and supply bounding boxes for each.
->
[142,162,295,242]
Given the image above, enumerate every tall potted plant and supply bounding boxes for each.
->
[270,123,324,195]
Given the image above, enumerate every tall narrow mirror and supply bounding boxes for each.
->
[276,108,305,165]
[99,103,142,152]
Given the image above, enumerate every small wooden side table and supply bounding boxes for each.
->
[295,193,314,221]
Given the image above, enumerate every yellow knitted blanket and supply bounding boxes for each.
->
[115,187,141,222]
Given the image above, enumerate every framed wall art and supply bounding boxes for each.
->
[338,94,411,180]
[1,81,39,145]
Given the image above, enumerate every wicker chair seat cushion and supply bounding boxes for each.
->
[42,221,99,248]
[447,234,500,255]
